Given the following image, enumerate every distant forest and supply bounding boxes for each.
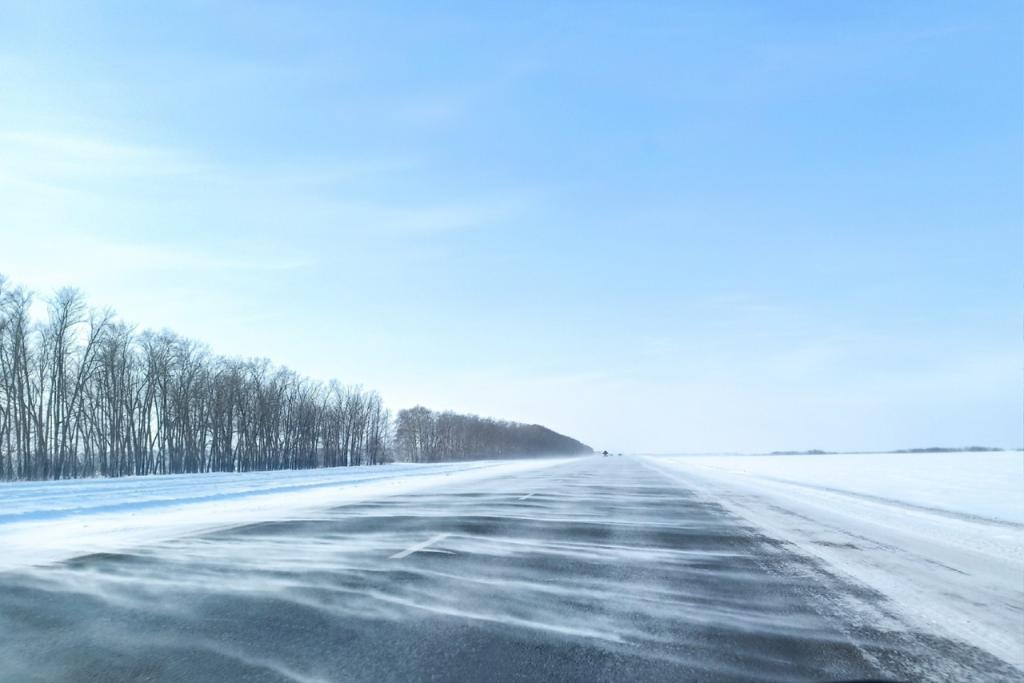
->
[0,276,591,481]
[393,406,592,463]
[768,446,1006,456]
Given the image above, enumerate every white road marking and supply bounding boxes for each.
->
[390,533,451,560]
[519,492,535,500]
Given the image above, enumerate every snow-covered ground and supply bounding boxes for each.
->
[2,451,1020,673]
[0,458,572,571]
[644,451,1024,671]
[651,451,1023,523]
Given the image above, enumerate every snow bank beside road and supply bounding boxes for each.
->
[644,451,1024,671]
[0,458,571,571]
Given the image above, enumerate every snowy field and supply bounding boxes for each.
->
[0,458,571,571]
[643,451,1024,670]
[650,450,1023,523]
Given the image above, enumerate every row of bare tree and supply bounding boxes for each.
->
[0,278,388,480]
[0,276,591,480]
[394,405,592,462]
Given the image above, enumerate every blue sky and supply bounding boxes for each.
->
[0,1,1020,452]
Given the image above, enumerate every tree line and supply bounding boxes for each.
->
[0,276,590,481]
[393,405,592,462]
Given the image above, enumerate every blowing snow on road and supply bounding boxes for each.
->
[0,455,1019,682]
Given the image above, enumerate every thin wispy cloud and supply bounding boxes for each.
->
[0,130,201,183]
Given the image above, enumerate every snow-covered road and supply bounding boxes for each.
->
[0,458,571,570]
[0,454,1020,681]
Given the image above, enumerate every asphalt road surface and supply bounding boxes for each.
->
[0,457,1014,682]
